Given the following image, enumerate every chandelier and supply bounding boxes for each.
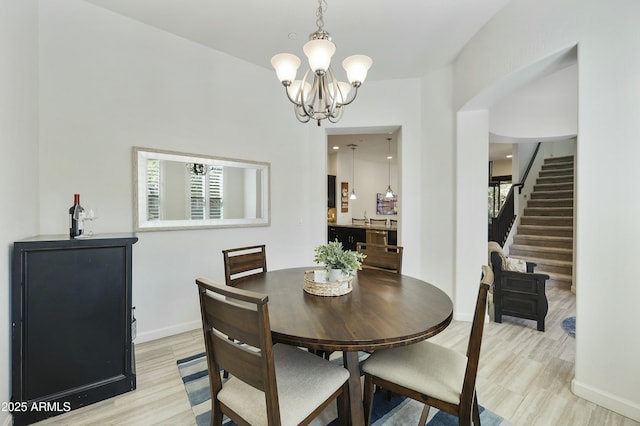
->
[271,0,372,126]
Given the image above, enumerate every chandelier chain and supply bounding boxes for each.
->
[316,0,327,31]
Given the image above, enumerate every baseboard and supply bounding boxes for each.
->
[1,411,12,426]
[572,378,640,422]
[453,311,474,322]
[453,311,490,323]
[134,320,201,344]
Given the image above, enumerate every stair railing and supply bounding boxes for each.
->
[490,142,542,246]
[515,142,542,194]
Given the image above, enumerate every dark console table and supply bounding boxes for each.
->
[11,234,138,425]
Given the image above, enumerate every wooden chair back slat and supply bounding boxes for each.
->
[200,294,261,348]
[222,245,267,286]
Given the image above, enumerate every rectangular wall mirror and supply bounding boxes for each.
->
[133,147,270,231]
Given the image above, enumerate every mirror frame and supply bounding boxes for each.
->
[133,147,270,231]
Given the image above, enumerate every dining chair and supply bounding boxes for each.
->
[369,218,387,227]
[196,277,350,426]
[356,242,404,274]
[222,244,267,287]
[352,218,368,225]
[361,265,494,426]
[390,219,398,228]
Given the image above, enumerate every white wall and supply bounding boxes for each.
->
[0,1,39,424]
[455,110,489,319]
[420,66,456,297]
[453,0,640,419]
[37,0,317,342]
[490,64,578,139]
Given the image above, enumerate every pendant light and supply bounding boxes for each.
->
[384,138,395,198]
[348,144,357,200]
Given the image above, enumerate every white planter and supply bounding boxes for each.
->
[329,269,348,282]
[313,269,327,283]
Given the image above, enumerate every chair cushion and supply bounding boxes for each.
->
[218,344,349,426]
[362,340,467,405]
[505,257,527,272]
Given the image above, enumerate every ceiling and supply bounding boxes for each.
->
[328,132,398,158]
[82,0,518,160]
[84,0,511,82]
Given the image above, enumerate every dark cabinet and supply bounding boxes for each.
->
[328,226,366,251]
[11,234,138,425]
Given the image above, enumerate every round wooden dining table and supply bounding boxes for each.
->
[236,267,454,425]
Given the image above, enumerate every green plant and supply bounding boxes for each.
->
[313,239,366,276]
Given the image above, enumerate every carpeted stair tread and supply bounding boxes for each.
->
[534,183,574,191]
[544,155,574,162]
[527,198,573,207]
[520,216,573,226]
[510,244,572,255]
[513,235,573,249]
[524,207,573,216]
[517,225,573,237]
[539,168,573,176]
[530,190,574,199]
[536,176,573,184]
[541,164,573,172]
[510,245,572,262]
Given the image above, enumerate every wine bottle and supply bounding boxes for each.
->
[69,194,84,238]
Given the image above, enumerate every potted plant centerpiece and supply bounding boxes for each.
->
[313,239,366,283]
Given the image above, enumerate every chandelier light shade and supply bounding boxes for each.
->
[271,0,372,126]
[349,144,357,200]
[385,138,395,198]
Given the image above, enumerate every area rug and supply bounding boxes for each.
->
[177,352,506,426]
[562,316,576,337]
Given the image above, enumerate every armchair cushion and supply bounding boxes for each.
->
[505,257,527,272]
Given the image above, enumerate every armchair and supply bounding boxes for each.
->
[490,248,550,332]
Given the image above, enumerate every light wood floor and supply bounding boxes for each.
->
[36,286,639,426]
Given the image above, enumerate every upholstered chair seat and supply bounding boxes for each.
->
[362,340,467,406]
[219,344,349,426]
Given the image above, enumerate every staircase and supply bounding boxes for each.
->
[509,156,574,289]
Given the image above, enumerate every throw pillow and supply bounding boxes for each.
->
[505,257,527,272]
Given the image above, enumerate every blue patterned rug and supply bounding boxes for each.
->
[562,316,576,337]
[177,352,506,425]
